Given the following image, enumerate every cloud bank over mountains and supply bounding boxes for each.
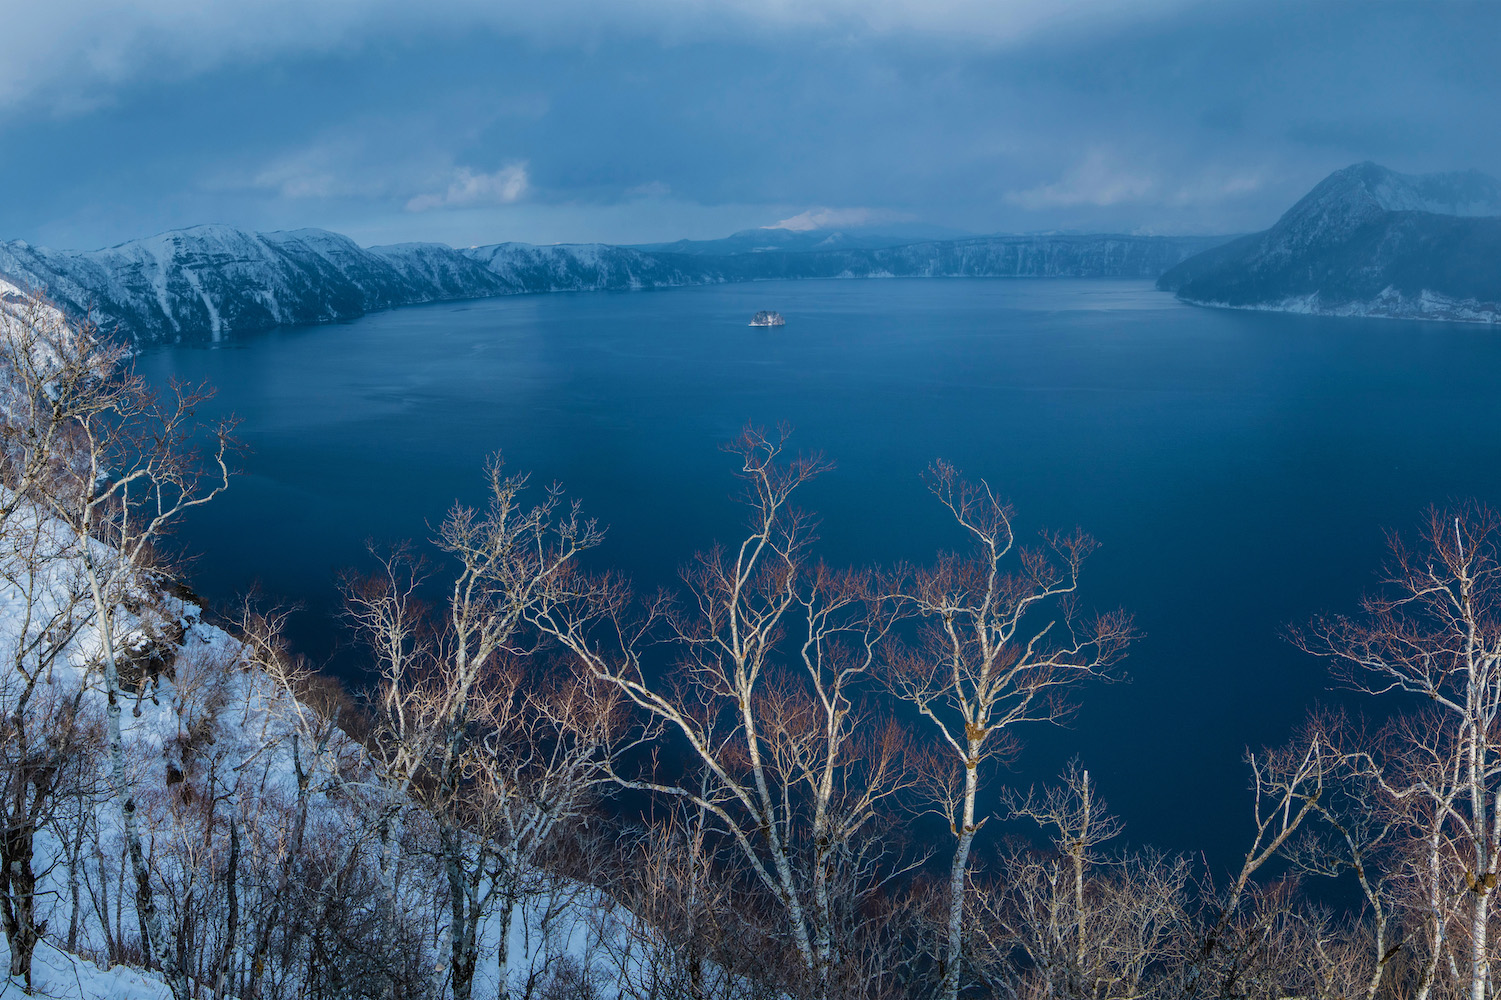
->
[0,0,1189,114]
[0,2,1494,249]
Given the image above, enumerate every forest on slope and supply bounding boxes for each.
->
[0,286,1497,1000]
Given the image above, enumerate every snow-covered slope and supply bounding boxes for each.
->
[0,225,1230,346]
[0,497,638,997]
[0,226,422,343]
[1336,162,1501,218]
[1158,163,1501,323]
[0,939,171,1000]
[0,286,648,997]
[460,241,711,292]
[0,228,722,344]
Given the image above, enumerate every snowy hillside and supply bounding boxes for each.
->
[0,519,634,997]
[0,468,665,1000]
[1158,162,1501,323]
[0,225,1229,345]
[460,241,711,293]
[0,226,482,345]
[0,293,655,999]
[0,941,171,999]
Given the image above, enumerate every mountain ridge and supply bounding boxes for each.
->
[0,225,1230,344]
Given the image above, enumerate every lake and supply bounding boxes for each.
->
[136,277,1501,870]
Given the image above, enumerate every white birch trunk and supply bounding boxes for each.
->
[84,556,189,1000]
[940,744,980,1000]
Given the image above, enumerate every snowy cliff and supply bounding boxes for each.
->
[1158,163,1501,323]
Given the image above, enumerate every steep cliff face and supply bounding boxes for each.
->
[0,226,426,342]
[368,241,512,299]
[460,242,712,292]
[1158,163,1501,323]
[0,224,1228,345]
[0,229,602,343]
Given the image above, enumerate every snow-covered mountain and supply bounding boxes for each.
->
[0,227,482,345]
[1158,163,1501,323]
[461,241,711,292]
[0,224,1230,345]
[798,233,1229,280]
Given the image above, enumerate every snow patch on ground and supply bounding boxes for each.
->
[0,488,644,997]
[0,937,172,999]
[1179,288,1501,325]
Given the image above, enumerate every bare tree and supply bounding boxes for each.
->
[1276,717,1402,1000]
[598,796,770,1000]
[1297,503,1501,1000]
[0,289,124,529]
[0,476,101,989]
[0,291,126,989]
[1179,733,1334,1000]
[224,599,361,1000]
[342,541,435,912]
[465,659,626,993]
[967,763,1193,1000]
[0,677,103,991]
[537,426,914,1000]
[0,291,240,996]
[413,654,626,1000]
[16,307,233,999]
[347,458,621,1000]
[888,461,1134,1000]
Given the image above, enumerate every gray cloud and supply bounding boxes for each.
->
[766,208,904,231]
[406,165,530,212]
[0,0,1190,116]
[0,2,1494,248]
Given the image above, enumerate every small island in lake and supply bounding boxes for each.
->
[750,310,786,327]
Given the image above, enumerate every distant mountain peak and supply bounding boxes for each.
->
[1159,162,1501,324]
[1279,162,1501,235]
[1359,162,1501,216]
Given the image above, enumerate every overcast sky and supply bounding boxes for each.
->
[0,1,1495,250]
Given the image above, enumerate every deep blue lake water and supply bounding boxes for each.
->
[136,277,1501,870]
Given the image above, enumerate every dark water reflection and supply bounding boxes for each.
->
[136,278,1501,870]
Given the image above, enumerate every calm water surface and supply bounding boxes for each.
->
[137,278,1501,868]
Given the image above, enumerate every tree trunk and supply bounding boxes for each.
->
[940,746,980,1000]
[85,561,190,1000]
[66,802,85,953]
[444,822,479,1000]
[494,874,517,999]
[218,816,240,1000]
[0,819,39,992]
[1468,887,1489,1000]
